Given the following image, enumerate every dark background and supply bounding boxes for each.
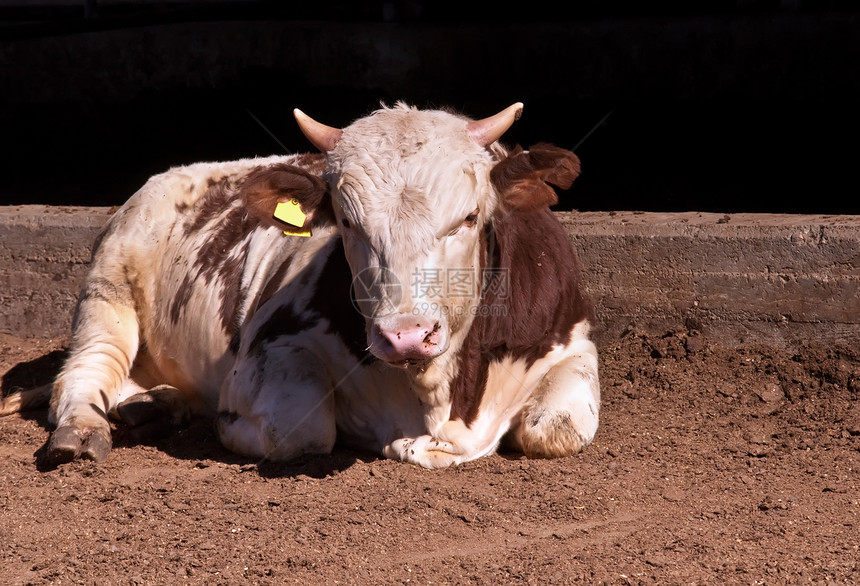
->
[1,0,858,213]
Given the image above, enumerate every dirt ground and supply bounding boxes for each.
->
[1,329,858,585]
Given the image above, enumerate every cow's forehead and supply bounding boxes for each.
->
[335,106,481,157]
[326,106,497,227]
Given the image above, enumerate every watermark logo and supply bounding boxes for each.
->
[350,267,511,319]
[411,268,511,299]
[350,267,403,319]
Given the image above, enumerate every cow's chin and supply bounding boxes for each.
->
[368,341,449,369]
[381,356,432,369]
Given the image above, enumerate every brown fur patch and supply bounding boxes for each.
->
[293,153,328,176]
[490,143,581,212]
[448,143,588,424]
[169,273,194,326]
[182,176,237,235]
[173,156,330,338]
[481,207,592,361]
[448,206,592,425]
[171,176,260,339]
[215,243,250,342]
[449,227,491,424]
[241,158,332,230]
[449,319,492,426]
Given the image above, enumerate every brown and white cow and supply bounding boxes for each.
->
[6,102,600,468]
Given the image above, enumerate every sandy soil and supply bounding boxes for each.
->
[1,329,858,585]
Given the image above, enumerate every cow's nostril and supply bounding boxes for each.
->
[423,322,441,345]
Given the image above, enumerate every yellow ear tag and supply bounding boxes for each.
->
[273,200,312,237]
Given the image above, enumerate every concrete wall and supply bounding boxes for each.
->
[0,206,114,340]
[1,206,858,348]
[560,212,860,348]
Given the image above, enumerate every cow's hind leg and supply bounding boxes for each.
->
[509,338,601,458]
[47,278,140,464]
[216,345,336,462]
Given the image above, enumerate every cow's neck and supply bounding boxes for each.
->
[403,226,494,428]
[408,328,469,432]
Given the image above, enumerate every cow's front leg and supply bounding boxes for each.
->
[384,433,463,469]
[216,345,336,462]
[48,286,141,464]
[508,340,601,458]
[383,419,498,469]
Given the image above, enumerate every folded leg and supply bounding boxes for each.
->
[508,340,600,458]
[216,345,336,462]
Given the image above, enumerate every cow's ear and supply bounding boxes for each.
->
[241,163,334,229]
[490,143,581,212]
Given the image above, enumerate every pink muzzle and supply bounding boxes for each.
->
[372,315,445,364]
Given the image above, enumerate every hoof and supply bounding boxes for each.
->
[116,394,162,427]
[47,424,112,464]
[82,428,112,461]
[46,426,83,464]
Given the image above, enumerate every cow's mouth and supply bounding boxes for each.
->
[386,357,430,370]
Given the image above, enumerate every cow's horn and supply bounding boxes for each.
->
[294,108,343,152]
[466,102,524,147]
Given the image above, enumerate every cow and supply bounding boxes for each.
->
[2,102,600,469]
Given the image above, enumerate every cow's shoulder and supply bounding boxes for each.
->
[450,207,592,424]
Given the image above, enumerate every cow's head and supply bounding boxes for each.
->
[247,103,580,367]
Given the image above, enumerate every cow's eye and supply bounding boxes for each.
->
[341,218,351,229]
[447,210,479,237]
